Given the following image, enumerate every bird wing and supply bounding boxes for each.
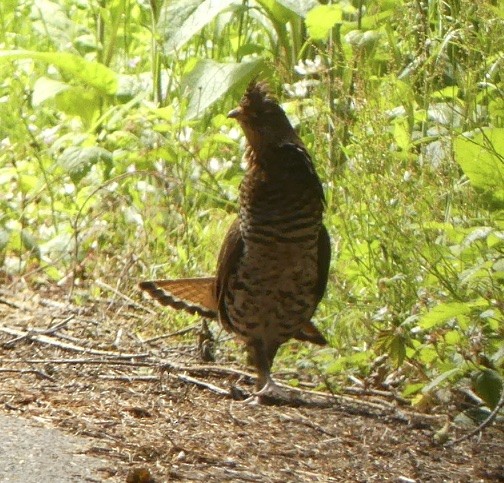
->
[139,277,218,319]
[215,218,244,333]
[316,224,331,303]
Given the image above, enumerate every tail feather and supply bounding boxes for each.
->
[294,321,327,345]
[139,278,218,319]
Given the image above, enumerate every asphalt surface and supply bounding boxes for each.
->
[0,413,106,482]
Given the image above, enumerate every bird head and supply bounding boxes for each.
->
[228,81,298,152]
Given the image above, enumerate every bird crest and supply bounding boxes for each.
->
[239,80,278,112]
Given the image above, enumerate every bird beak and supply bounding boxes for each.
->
[227,107,243,119]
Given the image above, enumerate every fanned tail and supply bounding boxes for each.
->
[294,321,327,345]
[139,278,218,319]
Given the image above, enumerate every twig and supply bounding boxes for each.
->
[99,372,229,396]
[95,279,155,314]
[2,316,75,348]
[99,375,159,382]
[342,386,410,405]
[446,387,504,447]
[0,298,24,310]
[176,373,229,396]
[279,410,338,437]
[0,326,150,359]
[0,368,56,381]
[141,323,200,344]
[0,358,157,366]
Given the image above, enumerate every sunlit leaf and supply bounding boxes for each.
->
[58,146,113,185]
[419,302,471,329]
[422,367,462,393]
[158,0,235,53]
[0,50,118,95]
[32,77,69,106]
[454,128,504,209]
[305,4,343,40]
[473,369,503,409]
[181,58,265,120]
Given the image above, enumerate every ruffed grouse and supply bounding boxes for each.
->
[140,81,330,401]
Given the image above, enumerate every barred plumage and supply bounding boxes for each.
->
[140,81,330,401]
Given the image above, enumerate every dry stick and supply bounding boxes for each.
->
[99,375,159,382]
[279,410,338,437]
[0,368,56,381]
[0,358,158,366]
[141,323,201,344]
[176,374,229,396]
[0,326,149,359]
[2,316,75,348]
[446,387,504,447]
[100,371,228,396]
[342,386,410,405]
[0,298,24,310]
[95,279,156,314]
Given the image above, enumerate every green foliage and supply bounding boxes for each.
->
[0,0,503,416]
[454,128,504,209]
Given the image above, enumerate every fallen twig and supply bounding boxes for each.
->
[0,326,150,359]
[0,358,157,366]
[141,323,200,344]
[1,316,75,348]
[0,368,56,381]
[95,279,156,314]
[446,387,504,447]
[176,373,230,396]
[99,375,159,382]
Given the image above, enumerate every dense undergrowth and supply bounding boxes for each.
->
[0,0,503,421]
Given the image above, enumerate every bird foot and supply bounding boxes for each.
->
[244,379,297,405]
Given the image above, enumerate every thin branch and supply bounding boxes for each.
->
[446,388,504,447]
[0,368,56,381]
[141,323,200,344]
[176,373,229,396]
[95,279,156,314]
[0,326,149,359]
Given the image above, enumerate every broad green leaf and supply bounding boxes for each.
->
[0,50,118,95]
[33,78,101,125]
[181,58,265,120]
[473,369,503,410]
[257,0,302,22]
[432,86,460,99]
[393,117,410,151]
[58,146,112,185]
[274,0,317,17]
[53,86,101,126]
[419,302,471,329]
[43,264,63,281]
[402,382,424,397]
[454,128,504,209]
[444,330,461,345]
[418,347,438,364]
[305,5,343,40]
[422,367,462,393]
[158,0,235,53]
[18,175,38,194]
[32,77,69,106]
[389,334,406,366]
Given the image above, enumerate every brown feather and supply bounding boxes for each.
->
[138,278,218,319]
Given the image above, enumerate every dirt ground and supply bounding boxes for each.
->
[0,285,503,482]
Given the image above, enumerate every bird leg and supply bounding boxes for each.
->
[244,340,294,404]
